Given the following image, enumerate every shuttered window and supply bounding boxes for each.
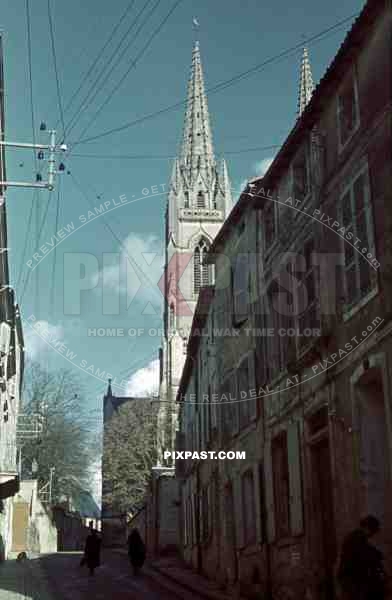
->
[271,431,290,539]
[287,421,304,536]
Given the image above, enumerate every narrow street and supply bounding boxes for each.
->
[0,551,205,600]
[41,550,193,600]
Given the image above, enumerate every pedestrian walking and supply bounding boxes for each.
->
[83,528,101,576]
[337,515,385,600]
[127,528,146,576]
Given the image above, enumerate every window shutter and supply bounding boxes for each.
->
[264,440,276,542]
[254,465,263,542]
[234,475,244,548]
[232,371,239,435]
[248,351,257,421]
[287,421,304,536]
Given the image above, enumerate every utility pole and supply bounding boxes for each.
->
[0,126,67,191]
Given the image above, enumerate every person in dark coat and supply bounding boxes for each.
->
[337,515,385,600]
[127,529,146,576]
[83,529,101,576]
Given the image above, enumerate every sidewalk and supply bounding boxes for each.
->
[150,556,240,600]
[112,548,241,600]
[0,556,53,600]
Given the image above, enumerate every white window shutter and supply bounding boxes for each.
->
[264,440,276,542]
[234,476,244,548]
[287,421,304,536]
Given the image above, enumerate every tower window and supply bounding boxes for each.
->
[197,191,206,208]
[184,191,189,208]
[169,303,175,333]
[194,239,210,295]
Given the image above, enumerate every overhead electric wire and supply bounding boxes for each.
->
[64,0,156,137]
[19,191,52,305]
[47,0,66,140]
[70,12,358,147]
[17,0,39,297]
[69,0,184,146]
[50,178,61,316]
[69,143,282,161]
[56,0,137,129]
[69,170,164,304]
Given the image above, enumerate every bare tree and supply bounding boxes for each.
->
[21,362,98,503]
[103,399,157,514]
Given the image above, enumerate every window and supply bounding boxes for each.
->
[238,358,250,430]
[182,337,187,355]
[184,191,189,208]
[242,470,256,545]
[194,239,210,295]
[197,191,206,208]
[296,237,319,349]
[232,245,250,327]
[272,432,290,539]
[339,168,375,309]
[292,143,310,201]
[169,303,175,333]
[337,71,359,148]
[263,200,276,250]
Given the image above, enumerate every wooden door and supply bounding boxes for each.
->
[11,502,29,552]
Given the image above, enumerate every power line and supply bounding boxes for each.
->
[69,0,184,146]
[69,143,282,161]
[68,170,165,305]
[50,177,61,316]
[47,0,65,140]
[64,0,152,137]
[70,12,358,147]
[19,191,52,305]
[56,0,137,130]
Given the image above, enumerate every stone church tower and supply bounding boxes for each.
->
[157,41,232,464]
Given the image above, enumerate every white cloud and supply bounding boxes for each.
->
[97,234,164,309]
[126,358,160,398]
[24,320,65,359]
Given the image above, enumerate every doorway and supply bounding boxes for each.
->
[356,372,389,525]
[11,501,29,553]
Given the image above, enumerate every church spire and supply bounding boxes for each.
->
[180,41,215,176]
[297,46,314,117]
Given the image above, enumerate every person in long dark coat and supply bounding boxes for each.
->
[127,529,146,576]
[84,529,101,576]
[337,515,385,600]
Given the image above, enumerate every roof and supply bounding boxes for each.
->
[176,286,214,402]
[208,0,383,257]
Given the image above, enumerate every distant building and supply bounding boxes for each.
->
[0,36,25,560]
[177,1,392,598]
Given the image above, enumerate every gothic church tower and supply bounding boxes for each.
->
[157,42,232,463]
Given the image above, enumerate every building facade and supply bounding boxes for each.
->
[177,1,392,598]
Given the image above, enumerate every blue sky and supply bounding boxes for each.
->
[1,0,364,422]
